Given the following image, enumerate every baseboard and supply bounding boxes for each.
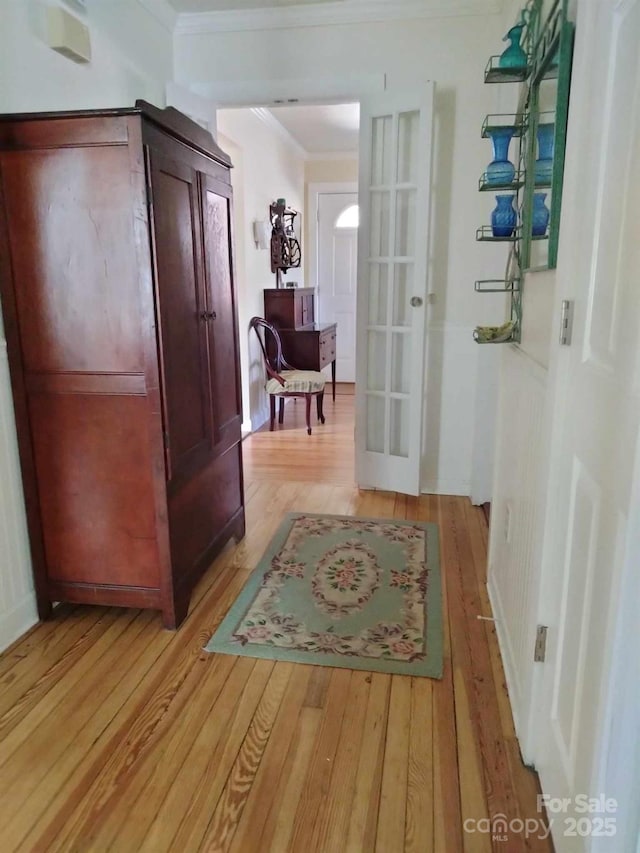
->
[0,592,38,654]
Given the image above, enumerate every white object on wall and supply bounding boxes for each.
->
[252,220,270,250]
[46,5,91,63]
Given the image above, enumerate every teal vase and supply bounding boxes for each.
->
[499,24,527,69]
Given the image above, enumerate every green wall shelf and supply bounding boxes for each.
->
[476,226,521,243]
[484,58,530,83]
[481,114,526,137]
[475,279,520,293]
[473,0,574,346]
[479,172,524,191]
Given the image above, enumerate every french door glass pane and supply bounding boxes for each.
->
[395,189,416,256]
[369,262,389,324]
[397,110,420,184]
[370,191,391,257]
[390,398,410,458]
[371,115,393,185]
[367,330,387,392]
[391,332,411,394]
[366,396,386,452]
[392,263,413,326]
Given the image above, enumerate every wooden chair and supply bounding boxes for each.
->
[250,316,326,435]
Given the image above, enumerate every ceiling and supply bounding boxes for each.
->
[267,103,359,155]
[167,0,342,11]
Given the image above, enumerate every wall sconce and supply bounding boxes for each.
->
[252,220,270,250]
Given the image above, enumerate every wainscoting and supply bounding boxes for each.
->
[0,340,37,652]
[487,345,548,762]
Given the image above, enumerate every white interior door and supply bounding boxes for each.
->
[355,85,434,495]
[317,192,358,382]
[534,3,640,850]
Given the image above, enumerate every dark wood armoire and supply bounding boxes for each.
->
[0,101,245,629]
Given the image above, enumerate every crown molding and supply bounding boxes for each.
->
[175,0,501,35]
[250,108,309,160]
[136,0,179,32]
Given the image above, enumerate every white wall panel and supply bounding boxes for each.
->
[487,345,548,755]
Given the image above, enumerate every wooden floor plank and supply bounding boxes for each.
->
[287,668,352,851]
[228,665,314,853]
[3,612,163,849]
[141,656,267,853]
[433,495,464,853]
[197,662,293,852]
[262,706,323,852]
[375,675,412,852]
[0,395,552,853]
[405,677,434,853]
[345,672,391,853]
[446,496,527,853]
[312,670,372,852]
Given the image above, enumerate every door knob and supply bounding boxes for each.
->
[410,296,423,307]
[200,311,217,321]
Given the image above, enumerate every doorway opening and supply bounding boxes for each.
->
[215,101,360,466]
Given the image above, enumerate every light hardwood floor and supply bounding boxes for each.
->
[0,391,550,852]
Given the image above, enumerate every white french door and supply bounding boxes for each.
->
[355,85,434,495]
[534,2,640,850]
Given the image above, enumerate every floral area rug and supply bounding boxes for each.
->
[205,513,442,678]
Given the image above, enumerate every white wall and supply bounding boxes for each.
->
[0,0,174,652]
[217,109,306,432]
[175,11,508,495]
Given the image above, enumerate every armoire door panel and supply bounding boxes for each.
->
[169,443,243,582]
[149,152,212,481]
[201,175,242,437]
[28,392,161,589]
[1,146,144,374]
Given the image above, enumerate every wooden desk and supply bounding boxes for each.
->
[277,323,337,401]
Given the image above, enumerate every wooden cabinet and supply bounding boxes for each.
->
[0,102,245,629]
[276,324,337,400]
[263,288,337,401]
[263,287,315,330]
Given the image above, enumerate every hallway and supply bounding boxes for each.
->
[0,392,549,851]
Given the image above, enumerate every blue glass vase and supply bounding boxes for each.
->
[491,194,517,238]
[485,127,516,186]
[535,123,555,185]
[532,193,550,237]
[499,24,527,69]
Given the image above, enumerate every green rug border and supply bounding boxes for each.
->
[204,512,443,679]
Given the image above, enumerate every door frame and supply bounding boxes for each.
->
[307,181,358,291]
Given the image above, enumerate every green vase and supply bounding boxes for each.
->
[499,24,527,69]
